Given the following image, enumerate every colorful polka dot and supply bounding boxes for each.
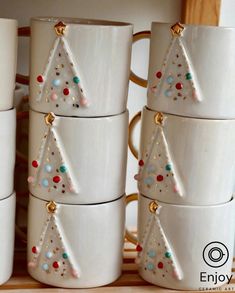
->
[165,164,172,171]
[37,75,43,83]
[42,263,49,271]
[147,262,155,270]
[164,89,172,97]
[165,251,171,258]
[52,79,61,87]
[158,262,164,269]
[156,71,162,79]
[53,175,62,183]
[73,76,80,84]
[166,76,174,84]
[32,160,38,168]
[44,164,53,173]
[175,82,183,90]
[156,175,164,182]
[42,178,49,188]
[53,261,59,269]
[62,252,68,259]
[59,165,67,173]
[139,160,144,167]
[63,88,69,95]
[147,250,156,258]
[45,251,53,259]
[144,176,154,186]
[185,72,192,80]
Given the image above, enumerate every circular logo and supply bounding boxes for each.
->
[203,241,229,268]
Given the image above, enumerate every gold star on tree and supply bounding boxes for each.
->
[170,22,184,36]
[46,201,57,214]
[54,21,67,36]
[44,112,55,126]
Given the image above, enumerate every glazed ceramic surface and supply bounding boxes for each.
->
[28,109,128,204]
[147,22,235,118]
[136,194,235,290]
[0,193,16,285]
[0,18,17,110]
[0,108,16,199]
[27,194,125,288]
[136,107,235,205]
[30,17,133,117]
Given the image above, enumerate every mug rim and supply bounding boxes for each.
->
[144,106,235,122]
[30,108,128,120]
[0,192,15,203]
[30,192,125,206]
[0,18,17,24]
[31,17,133,27]
[151,21,235,30]
[139,193,235,209]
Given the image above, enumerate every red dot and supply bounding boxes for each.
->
[37,75,43,83]
[156,71,162,79]
[139,160,144,167]
[53,261,59,269]
[63,88,69,95]
[175,82,183,90]
[32,160,38,168]
[32,246,37,254]
[136,244,143,252]
[156,175,164,181]
[53,176,62,183]
[158,262,164,269]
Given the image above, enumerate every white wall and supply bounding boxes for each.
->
[219,0,235,26]
[0,0,182,228]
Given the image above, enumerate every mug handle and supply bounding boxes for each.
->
[128,111,142,159]
[130,30,151,88]
[125,193,138,245]
[16,27,30,85]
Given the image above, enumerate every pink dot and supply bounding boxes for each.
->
[134,174,141,181]
[72,269,79,278]
[173,185,178,193]
[27,176,35,183]
[80,97,89,107]
[28,261,36,268]
[51,92,58,101]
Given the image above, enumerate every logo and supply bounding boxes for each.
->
[202,241,229,268]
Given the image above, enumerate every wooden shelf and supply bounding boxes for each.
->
[1,239,234,292]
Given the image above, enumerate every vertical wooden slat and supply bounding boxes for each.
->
[181,0,221,26]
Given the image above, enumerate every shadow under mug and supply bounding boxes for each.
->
[28,193,125,288]
[129,107,235,206]
[125,193,235,290]
[16,19,150,117]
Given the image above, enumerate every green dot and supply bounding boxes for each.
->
[60,165,67,173]
[73,76,80,84]
[165,251,171,258]
[62,252,68,259]
[165,164,172,171]
[185,72,192,80]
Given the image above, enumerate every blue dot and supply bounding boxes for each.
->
[147,164,156,174]
[166,75,174,84]
[62,252,68,259]
[164,89,172,97]
[147,262,154,271]
[45,251,53,259]
[41,178,49,188]
[44,164,52,173]
[144,176,154,186]
[52,79,61,87]
[42,263,49,271]
[165,251,171,258]
[147,250,156,258]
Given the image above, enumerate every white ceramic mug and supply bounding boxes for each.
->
[0,18,17,111]
[29,17,133,117]
[0,192,16,285]
[28,109,128,204]
[126,193,235,290]
[144,22,235,118]
[27,193,125,288]
[0,108,16,200]
[129,107,235,205]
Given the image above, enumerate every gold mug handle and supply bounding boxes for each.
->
[16,27,30,85]
[125,193,138,245]
[128,111,142,159]
[130,31,151,88]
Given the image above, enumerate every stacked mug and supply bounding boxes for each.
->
[127,22,235,290]
[27,17,133,288]
[0,18,17,285]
